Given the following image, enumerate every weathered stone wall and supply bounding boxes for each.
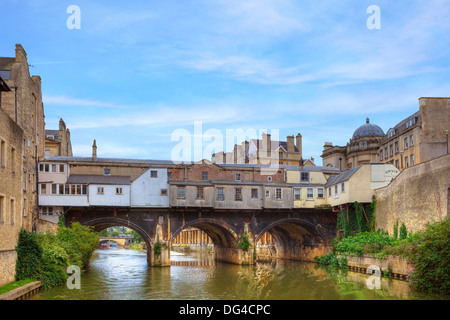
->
[375,153,450,235]
[419,97,450,162]
[0,108,24,287]
[1,44,46,232]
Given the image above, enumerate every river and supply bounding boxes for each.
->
[27,248,448,300]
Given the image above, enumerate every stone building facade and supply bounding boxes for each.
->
[211,133,314,167]
[44,118,73,158]
[379,97,450,170]
[322,97,450,171]
[0,44,46,232]
[322,118,385,170]
[0,82,24,287]
[0,44,46,286]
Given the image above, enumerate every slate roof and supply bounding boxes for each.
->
[46,156,186,166]
[325,166,361,188]
[67,174,131,185]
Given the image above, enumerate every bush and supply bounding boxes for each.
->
[38,233,70,289]
[405,217,450,295]
[15,229,42,281]
[15,221,99,290]
[238,232,252,252]
[56,222,99,268]
[335,231,398,256]
[314,252,339,267]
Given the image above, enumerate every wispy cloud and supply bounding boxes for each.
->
[43,95,125,109]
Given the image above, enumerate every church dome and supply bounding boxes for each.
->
[352,118,384,140]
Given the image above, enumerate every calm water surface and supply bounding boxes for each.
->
[28,248,448,300]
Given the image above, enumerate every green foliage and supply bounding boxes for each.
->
[314,252,339,267]
[238,232,252,252]
[399,223,408,240]
[15,221,99,290]
[337,200,376,238]
[153,241,162,256]
[0,279,36,295]
[15,229,42,281]
[314,252,348,269]
[335,231,398,256]
[393,220,399,239]
[38,233,70,289]
[405,217,450,295]
[57,222,99,268]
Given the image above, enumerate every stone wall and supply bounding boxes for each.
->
[1,44,46,232]
[374,153,450,235]
[0,108,24,287]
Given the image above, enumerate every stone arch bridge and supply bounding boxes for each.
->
[98,237,132,247]
[66,207,337,266]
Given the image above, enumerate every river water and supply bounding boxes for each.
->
[28,248,448,300]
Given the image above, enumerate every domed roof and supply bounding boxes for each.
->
[352,118,385,140]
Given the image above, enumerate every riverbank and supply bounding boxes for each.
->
[0,280,42,300]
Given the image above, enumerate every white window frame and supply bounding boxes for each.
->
[216,187,224,201]
[306,187,314,201]
[177,187,186,199]
[317,187,324,199]
[294,188,301,201]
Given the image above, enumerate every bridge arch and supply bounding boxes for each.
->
[170,218,251,264]
[255,218,329,262]
[83,217,152,250]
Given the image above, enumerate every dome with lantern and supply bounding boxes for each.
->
[352,118,385,140]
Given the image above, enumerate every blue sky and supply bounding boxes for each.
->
[1,0,449,165]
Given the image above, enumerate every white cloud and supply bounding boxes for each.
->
[43,95,123,108]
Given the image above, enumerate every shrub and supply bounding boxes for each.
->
[335,231,398,256]
[238,232,252,252]
[399,223,408,240]
[38,233,70,289]
[56,222,99,268]
[314,252,339,267]
[15,229,42,281]
[15,221,99,290]
[405,217,450,295]
[153,241,162,256]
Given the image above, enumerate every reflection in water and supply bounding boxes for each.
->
[28,248,449,300]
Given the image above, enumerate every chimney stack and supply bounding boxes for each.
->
[92,139,97,159]
[287,135,295,152]
[296,133,302,157]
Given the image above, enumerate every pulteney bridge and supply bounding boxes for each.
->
[66,206,337,266]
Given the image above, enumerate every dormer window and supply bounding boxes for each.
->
[104,168,111,176]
